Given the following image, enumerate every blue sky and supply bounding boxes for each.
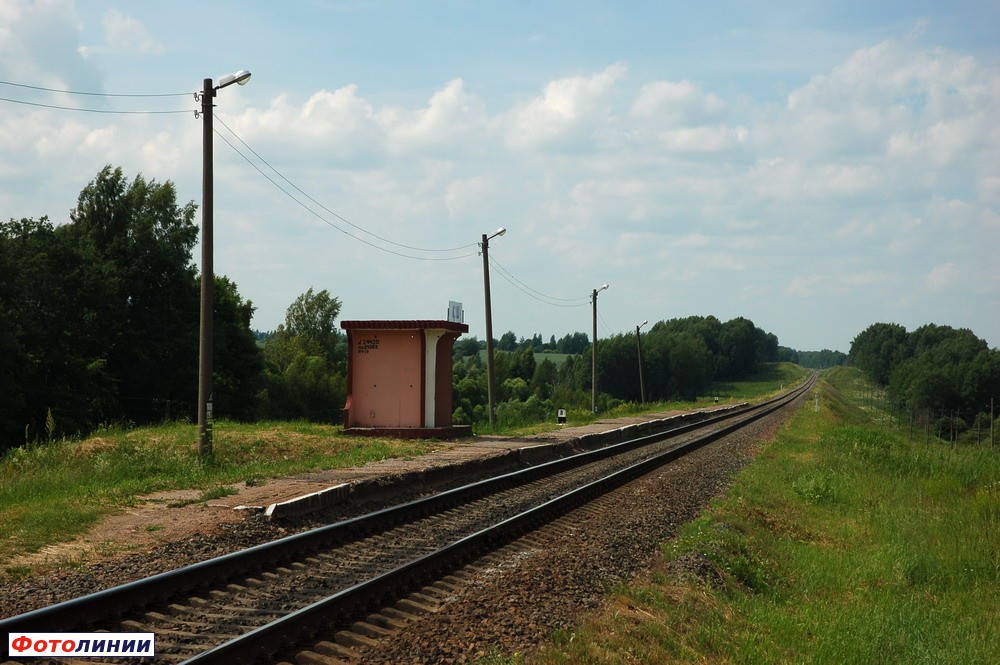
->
[1,1,998,352]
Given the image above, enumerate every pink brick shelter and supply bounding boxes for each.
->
[340,320,471,438]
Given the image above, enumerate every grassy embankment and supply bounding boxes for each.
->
[0,422,437,577]
[527,366,999,664]
[507,362,807,437]
[0,362,808,580]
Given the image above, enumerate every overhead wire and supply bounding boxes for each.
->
[214,117,601,313]
[212,128,477,262]
[0,95,192,114]
[214,115,477,254]
[488,254,589,308]
[0,79,193,114]
[0,79,190,97]
[3,76,606,319]
[597,310,615,337]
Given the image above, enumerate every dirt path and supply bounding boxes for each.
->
[7,480,320,571]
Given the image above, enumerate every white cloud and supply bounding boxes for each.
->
[504,62,627,150]
[834,216,878,240]
[772,31,998,171]
[653,125,748,153]
[443,175,497,218]
[981,176,1000,205]
[887,116,984,167]
[925,262,959,292]
[99,9,165,56]
[382,79,491,156]
[0,0,97,90]
[1,4,997,350]
[236,87,382,163]
[926,196,979,228]
[746,158,882,202]
[673,233,712,249]
[838,271,892,290]
[787,274,824,297]
[630,79,725,126]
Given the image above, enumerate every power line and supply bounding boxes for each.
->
[488,254,589,308]
[0,79,190,97]
[597,310,614,337]
[0,95,192,114]
[214,122,604,324]
[212,117,602,309]
[214,115,478,254]
[213,129,477,262]
[4,78,598,314]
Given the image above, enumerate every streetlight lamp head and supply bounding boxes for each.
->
[600,283,609,292]
[496,227,506,237]
[217,69,252,89]
[640,320,648,327]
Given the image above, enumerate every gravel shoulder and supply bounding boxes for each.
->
[346,405,796,663]
[3,409,702,578]
[0,402,782,637]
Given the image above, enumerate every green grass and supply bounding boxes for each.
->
[0,420,436,572]
[529,366,1000,664]
[709,361,808,400]
[0,364,810,579]
[476,362,809,437]
[478,399,715,438]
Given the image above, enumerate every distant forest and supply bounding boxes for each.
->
[4,166,995,453]
[778,348,847,369]
[849,322,999,433]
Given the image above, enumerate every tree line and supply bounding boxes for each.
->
[0,167,348,453]
[777,347,847,369]
[3,166,857,452]
[451,315,781,425]
[849,322,1000,435]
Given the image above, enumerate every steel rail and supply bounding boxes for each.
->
[0,375,814,660]
[187,374,814,663]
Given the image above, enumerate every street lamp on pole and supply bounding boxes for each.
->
[197,69,251,459]
[591,283,609,414]
[636,320,648,404]
[481,227,506,427]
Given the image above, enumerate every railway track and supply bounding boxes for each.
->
[2,375,814,664]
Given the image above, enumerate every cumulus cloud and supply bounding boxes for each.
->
[770,29,997,171]
[444,175,498,218]
[381,79,491,156]
[98,9,165,56]
[630,80,725,126]
[504,62,627,150]
[746,158,882,202]
[653,124,749,153]
[1,6,997,348]
[0,0,99,90]
[242,86,382,160]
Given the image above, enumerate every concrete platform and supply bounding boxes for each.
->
[220,403,745,520]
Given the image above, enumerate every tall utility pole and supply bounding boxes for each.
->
[481,228,506,426]
[197,77,215,459]
[635,320,648,404]
[591,283,608,414]
[197,70,251,459]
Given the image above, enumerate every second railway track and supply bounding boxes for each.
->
[1,375,815,663]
